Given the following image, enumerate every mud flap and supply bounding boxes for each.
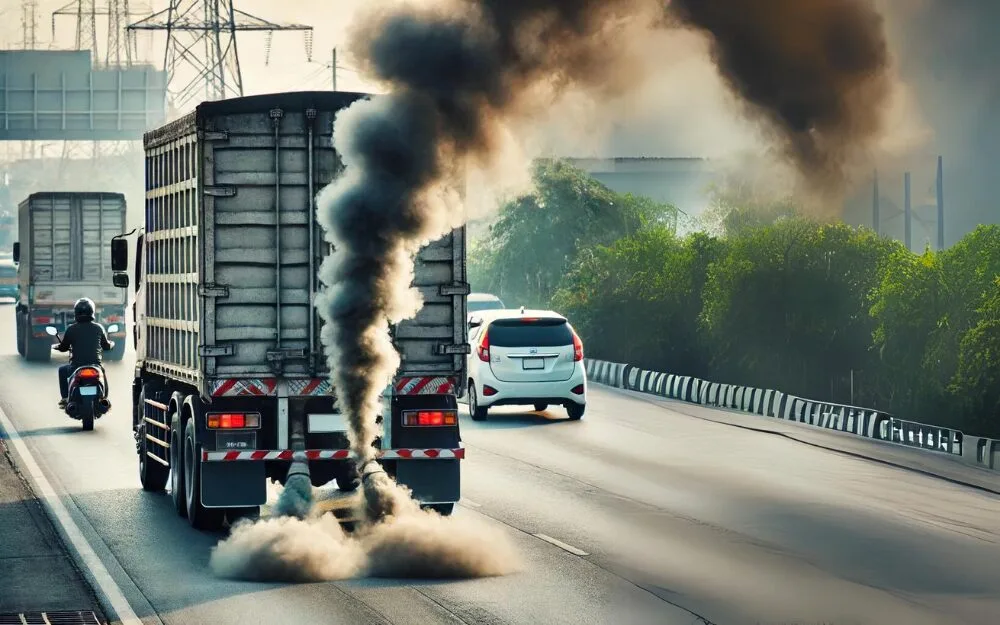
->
[201,462,267,508]
[395,459,460,504]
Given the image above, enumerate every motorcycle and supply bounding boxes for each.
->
[45,326,113,431]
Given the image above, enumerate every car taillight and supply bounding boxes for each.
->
[482,385,498,396]
[77,367,101,380]
[477,330,490,362]
[104,314,122,322]
[33,316,53,324]
[402,410,458,426]
[572,331,584,361]
[207,413,260,429]
[572,384,585,395]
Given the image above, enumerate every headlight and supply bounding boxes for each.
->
[107,323,120,333]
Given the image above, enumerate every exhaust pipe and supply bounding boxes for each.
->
[65,402,77,416]
[97,398,111,413]
[272,409,314,519]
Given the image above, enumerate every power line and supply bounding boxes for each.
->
[127,0,314,108]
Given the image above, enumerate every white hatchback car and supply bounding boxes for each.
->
[466,308,587,421]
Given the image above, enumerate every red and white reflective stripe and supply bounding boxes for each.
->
[201,448,466,462]
[393,376,455,395]
[210,378,278,397]
[288,378,332,396]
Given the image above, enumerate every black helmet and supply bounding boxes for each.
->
[74,297,95,322]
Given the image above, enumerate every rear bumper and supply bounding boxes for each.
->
[201,446,466,462]
[475,376,587,408]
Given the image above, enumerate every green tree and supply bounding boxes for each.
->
[950,279,1000,436]
[553,228,726,376]
[701,219,899,402]
[469,159,677,308]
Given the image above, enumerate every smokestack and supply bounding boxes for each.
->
[873,168,880,233]
[936,155,944,250]
[904,171,912,251]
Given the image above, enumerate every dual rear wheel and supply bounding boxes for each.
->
[137,385,257,531]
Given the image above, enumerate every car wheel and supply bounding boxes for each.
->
[468,383,488,421]
[533,403,548,412]
[567,403,585,420]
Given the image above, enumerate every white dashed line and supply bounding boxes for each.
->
[0,406,142,625]
[533,533,589,556]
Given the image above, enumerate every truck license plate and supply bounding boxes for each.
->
[78,386,98,396]
[216,431,256,451]
[522,358,544,370]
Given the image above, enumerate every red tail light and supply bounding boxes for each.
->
[572,331,584,362]
[104,314,122,322]
[477,330,490,362]
[482,385,498,396]
[33,316,53,324]
[76,367,101,380]
[207,413,261,429]
[402,410,458,426]
[572,384,585,395]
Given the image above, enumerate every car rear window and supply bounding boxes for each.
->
[488,318,573,347]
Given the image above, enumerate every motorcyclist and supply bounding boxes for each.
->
[54,297,112,410]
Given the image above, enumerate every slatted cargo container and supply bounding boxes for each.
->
[138,91,469,397]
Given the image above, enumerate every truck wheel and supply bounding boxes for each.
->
[24,334,51,362]
[183,419,225,531]
[468,384,488,422]
[137,386,169,492]
[422,503,454,516]
[104,341,126,362]
[15,312,24,356]
[169,413,187,517]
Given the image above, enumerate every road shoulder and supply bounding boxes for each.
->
[0,435,106,620]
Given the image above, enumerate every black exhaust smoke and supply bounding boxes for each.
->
[313,0,897,519]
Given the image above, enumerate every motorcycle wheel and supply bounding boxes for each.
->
[81,401,95,431]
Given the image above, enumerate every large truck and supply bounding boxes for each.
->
[110,91,470,530]
[13,192,128,362]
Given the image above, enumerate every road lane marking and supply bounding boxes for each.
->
[0,406,143,625]
[533,533,589,556]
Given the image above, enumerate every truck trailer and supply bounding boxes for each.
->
[111,91,470,530]
[13,192,128,362]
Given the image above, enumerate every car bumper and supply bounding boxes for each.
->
[475,376,587,408]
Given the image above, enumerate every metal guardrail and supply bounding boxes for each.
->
[584,358,1000,473]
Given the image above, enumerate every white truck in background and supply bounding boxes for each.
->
[13,192,128,362]
[111,91,470,530]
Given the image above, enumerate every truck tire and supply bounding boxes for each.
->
[183,419,225,530]
[104,340,126,362]
[138,386,169,492]
[15,312,24,356]
[169,412,187,517]
[24,333,51,363]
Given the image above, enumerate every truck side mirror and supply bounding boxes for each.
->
[113,272,130,288]
[111,238,128,272]
[12,242,19,263]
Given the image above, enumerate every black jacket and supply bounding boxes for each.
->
[56,319,112,367]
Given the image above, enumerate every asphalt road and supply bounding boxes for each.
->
[0,305,998,625]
